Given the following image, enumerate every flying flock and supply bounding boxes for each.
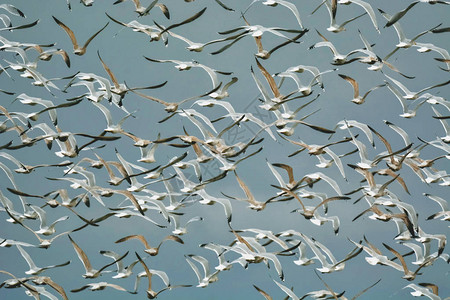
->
[0,0,449,299]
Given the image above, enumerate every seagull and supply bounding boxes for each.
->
[144,57,229,90]
[0,273,29,289]
[113,0,170,18]
[265,160,297,191]
[378,9,435,49]
[280,135,350,178]
[91,102,134,133]
[97,51,167,100]
[0,238,34,248]
[275,185,348,219]
[279,238,313,266]
[338,74,384,104]
[7,63,59,95]
[404,283,440,300]
[283,64,332,90]
[222,170,271,211]
[29,205,69,236]
[409,152,448,169]
[199,243,232,271]
[424,193,449,221]
[128,75,221,112]
[382,2,419,27]
[276,69,333,96]
[420,167,450,185]
[185,254,221,288]
[382,242,429,281]
[300,172,343,195]
[372,197,419,231]
[201,143,262,173]
[273,280,303,300]
[100,250,140,279]
[415,227,447,256]
[5,207,90,248]
[352,236,402,267]
[358,201,417,234]
[136,252,191,298]
[178,108,218,135]
[300,234,354,273]
[68,235,127,278]
[332,119,374,146]
[315,269,381,299]
[168,214,203,235]
[0,162,36,218]
[166,30,243,53]
[52,16,109,56]
[0,270,43,298]
[0,151,72,174]
[344,120,382,169]
[0,4,25,17]
[337,0,379,33]
[237,228,291,250]
[14,93,60,124]
[383,120,414,152]
[68,81,108,103]
[158,177,190,211]
[80,0,94,6]
[110,207,167,228]
[369,125,413,171]
[105,13,168,44]
[348,164,405,198]
[323,0,367,33]
[244,0,303,28]
[13,98,82,126]
[385,74,450,100]
[254,57,290,103]
[354,29,413,78]
[21,282,59,300]
[240,11,301,59]
[16,245,70,275]
[194,189,233,222]
[274,185,348,234]
[138,141,159,163]
[401,242,432,266]
[214,20,305,55]
[431,106,450,142]
[309,30,360,64]
[385,82,427,119]
[29,276,69,300]
[0,13,12,28]
[254,30,308,60]
[115,234,184,256]
[153,7,207,39]
[0,36,52,50]
[27,47,70,68]
[227,238,285,281]
[411,43,450,71]
[71,281,132,293]
[3,46,38,70]
[132,266,173,294]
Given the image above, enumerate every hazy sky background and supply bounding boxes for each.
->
[0,0,449,299]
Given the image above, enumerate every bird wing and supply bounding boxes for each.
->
[82,22,109,50]
[53,17,78,49]
[116,234,151,249]
[68,235,93,273]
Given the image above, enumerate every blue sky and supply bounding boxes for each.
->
[0,0,449,299]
